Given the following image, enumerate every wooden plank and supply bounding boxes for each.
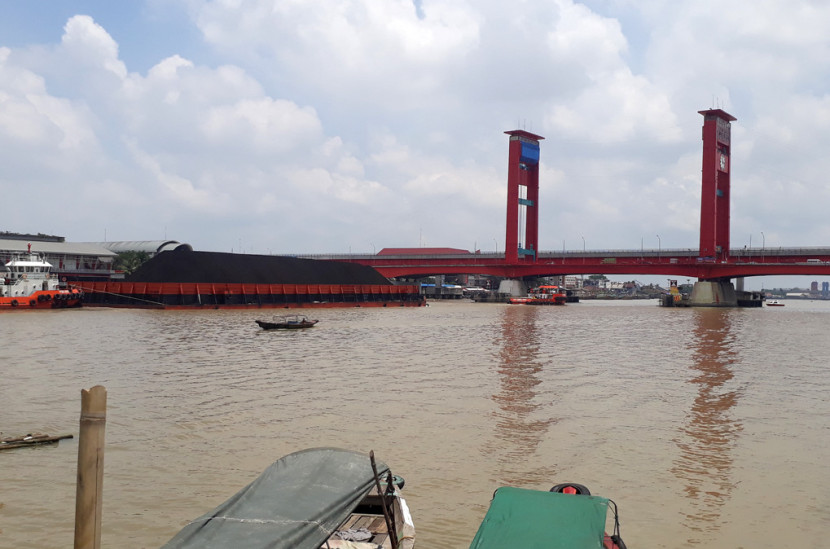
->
[337,515,360,530]
[2,433,51,443]
[327,506,406,549]
[354,516,374,529]
[0,433,73,451]
[370,516,387,533]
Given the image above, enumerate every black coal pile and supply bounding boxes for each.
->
[128,250,391,285]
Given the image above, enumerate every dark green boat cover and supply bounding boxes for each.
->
[469,487,610,549]
[162,447,390,549]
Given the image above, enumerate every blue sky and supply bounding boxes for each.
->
[2,1,830,290]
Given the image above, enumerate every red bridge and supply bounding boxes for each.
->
[310,248,830,280]
[311,110,830,282]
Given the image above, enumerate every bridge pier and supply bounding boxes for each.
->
[689,280,738,307]
[498,279,528,297]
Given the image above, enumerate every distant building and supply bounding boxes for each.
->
[1,232,116,282]
[86,240,193,256]
[1,232,191,282]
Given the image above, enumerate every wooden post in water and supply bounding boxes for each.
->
[74,385,107,549]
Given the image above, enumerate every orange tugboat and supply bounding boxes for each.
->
[509,285,567,305]
[0,245,82,310]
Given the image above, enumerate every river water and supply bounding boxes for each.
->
[2,299,830,548]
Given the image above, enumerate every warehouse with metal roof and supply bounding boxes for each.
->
[0,233,192,282]
[87,240,193,255]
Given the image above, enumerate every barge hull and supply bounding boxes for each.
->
[78,281,425,309]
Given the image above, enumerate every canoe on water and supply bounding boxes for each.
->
[255,315,319,330]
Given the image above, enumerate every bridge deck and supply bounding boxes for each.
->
[301,248,830,279]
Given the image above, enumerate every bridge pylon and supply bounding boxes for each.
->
[698,109,736,263]
[504,130,544,264]
[693,109,739,306]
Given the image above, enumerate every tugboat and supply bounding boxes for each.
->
[509,285,567,305]
[0,245,83,310]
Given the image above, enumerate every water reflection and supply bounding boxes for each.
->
[673,308,744,539]
[489,305,556,485]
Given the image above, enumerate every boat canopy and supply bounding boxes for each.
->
[469,487,610,549]
[162,447,390,549]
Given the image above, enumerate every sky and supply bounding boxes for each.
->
[2,1,830,290]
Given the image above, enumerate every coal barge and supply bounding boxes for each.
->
[78,250,424,309]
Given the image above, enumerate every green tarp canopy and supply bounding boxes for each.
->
[162,447,390,549]
[469,487,610,549]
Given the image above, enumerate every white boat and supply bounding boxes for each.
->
[766,300,785,307]
[1,245,82,309]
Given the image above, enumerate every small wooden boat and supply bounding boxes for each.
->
[469,483,626,549]
[162,447,414,549]
[255,314,319,330]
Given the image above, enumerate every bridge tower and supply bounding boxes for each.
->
[504,130,544,263]
[691,108,739,306]
[698,109,736,262]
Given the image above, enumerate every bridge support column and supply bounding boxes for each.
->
[689,280,737,307]
[498,279,528,297]
[735,277,744,292]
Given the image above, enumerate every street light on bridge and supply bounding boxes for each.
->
[761,231,767,262]
[581,235,586,265]
[657,234,661,257]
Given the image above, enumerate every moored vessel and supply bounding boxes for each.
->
[79,250,425,309]
[1,245,83,310]
[508,285,567,305]
[470,482,626,549]
[162,447,415,549]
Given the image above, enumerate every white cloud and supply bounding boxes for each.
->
[196,0,480,99]
[201,98,322,153]
[0,44,102,179]
[61,15,127,78]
